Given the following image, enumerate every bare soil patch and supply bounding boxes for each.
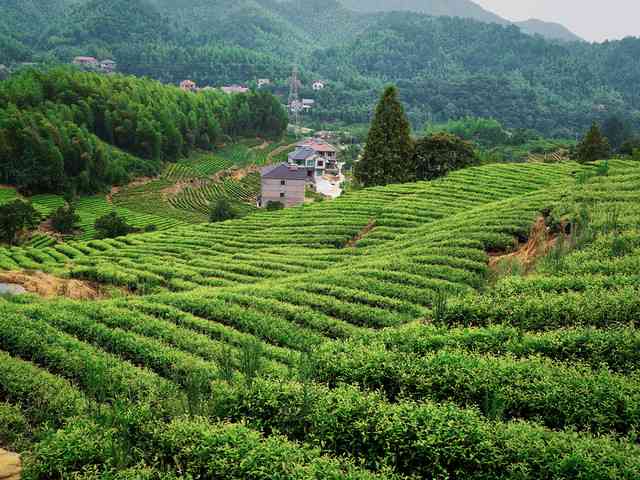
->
[0,271,108,300]
[488,217,557,274]
[0,449,21,480]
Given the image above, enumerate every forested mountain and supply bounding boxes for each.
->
[337,0,583,42]
[1,0,638,136]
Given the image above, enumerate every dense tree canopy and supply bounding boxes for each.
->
[0,68,287,195]
[414,133,479,181]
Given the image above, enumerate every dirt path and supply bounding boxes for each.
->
[0,449,20,480]
[251,140,270,151]
[346,219,377,248]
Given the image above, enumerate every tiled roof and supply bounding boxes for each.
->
[298,139,337,153]
[289,147,316,161]
[261,163,313,180]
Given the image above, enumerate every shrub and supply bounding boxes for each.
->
[210,197,239,223]
[266,201,284,211]
[94,212,135,239]
[0,200,41,244]
[0,402,29,450]
[50,205,80,234]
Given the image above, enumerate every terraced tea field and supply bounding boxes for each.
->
[0,140,297,243]
[1,159,640,479]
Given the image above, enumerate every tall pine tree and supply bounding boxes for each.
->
[355,86,414,187]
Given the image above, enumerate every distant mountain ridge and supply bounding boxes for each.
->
[339,0,507,24]
[338,0,583,42]
[2,0,637,137]
[514,19,583,43]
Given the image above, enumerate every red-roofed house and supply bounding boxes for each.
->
[180,80,197,92]
[73,56,98,68]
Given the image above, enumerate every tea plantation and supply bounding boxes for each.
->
[1,159,639,479]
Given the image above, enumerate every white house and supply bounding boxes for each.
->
[100,59,117,73]
[257,78,271,88]
[296,138,338,174]
[312,80,325,90]
[221,85,250,94]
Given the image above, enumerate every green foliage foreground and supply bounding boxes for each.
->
[0,160,639,478]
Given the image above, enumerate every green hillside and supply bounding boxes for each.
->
[1,158,640,477]
[0,68,287,195]
[1,0,638,135]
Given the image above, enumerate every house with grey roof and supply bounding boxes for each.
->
[288,146,328,177]
[259,163,314,208]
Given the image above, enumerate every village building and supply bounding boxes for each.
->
[312,80,325,90]
[259,163,314,208]
[221,85,250,94]
[100,59,117,73]
[73,56,98,68]
[296,138,339,174]
[288,146,326,176]
[180,80,197,92]
[302,99,315,111]
[257,78,271,88]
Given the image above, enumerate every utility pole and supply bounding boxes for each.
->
[288,65,302,138]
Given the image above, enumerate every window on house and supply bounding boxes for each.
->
[280,180,286,185]
[280,192,286,198]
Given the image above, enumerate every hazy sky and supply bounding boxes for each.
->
[474,0,639,42]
